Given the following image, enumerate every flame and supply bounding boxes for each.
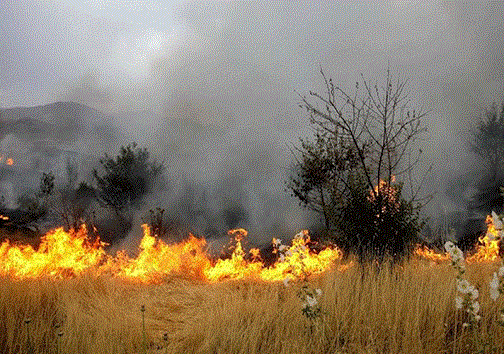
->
[0,225,343,283]
[104,224,211,282]
[466,214,501,263]
[413,213,502,263]
[413,245,450,262]
[0,225,107,279]
[3,212,503,282]
[0,155,14,165]
[367,177,400,214]
[205,229,342,282]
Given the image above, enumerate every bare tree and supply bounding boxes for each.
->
[289,68,429,262]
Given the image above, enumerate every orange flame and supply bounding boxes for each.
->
[205,229,342,282]
[367,177,400,214]
[6,158,13,166]
[104,224,212,282]
[466,214,501,263]
[0,225,343,283]
[413,245,450,262]
[413,214,502,263]
[0,225,107,279]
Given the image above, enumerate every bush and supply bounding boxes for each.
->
[288,69,428,263]
[93,143,164,217]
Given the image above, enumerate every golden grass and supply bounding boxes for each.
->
[2,259,504,354]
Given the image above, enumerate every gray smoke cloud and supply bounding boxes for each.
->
[1,0,504,245]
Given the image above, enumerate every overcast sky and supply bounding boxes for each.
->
[1,0,504,227]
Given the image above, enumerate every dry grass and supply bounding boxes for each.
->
[2,259,504,354]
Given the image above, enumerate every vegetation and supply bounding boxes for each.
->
[289,69,428,263]
[1,259,504,353]
[58,182,96,232]
[17,172,55,224]
[469,102,504,215]
[93,142,165,219]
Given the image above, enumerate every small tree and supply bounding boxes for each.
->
[469,102,504,214]
[17,172,55,223]
[289,69,428,263]
[93,143,165,219]
[59,182,96,231]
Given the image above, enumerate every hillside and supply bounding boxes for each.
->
[0,101,118,143]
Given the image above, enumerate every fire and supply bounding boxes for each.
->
[0,225,107,279]
[367,176,400,214]
[412,213,502,264]
[5,211,501,282]
[0,155,14,165]
[205,229,342,282]
[466,214,501,263]
[106,224,211,282]
[0,225,342,283]
[413,245,450,262]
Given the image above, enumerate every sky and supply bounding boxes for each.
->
[1,0,504,238]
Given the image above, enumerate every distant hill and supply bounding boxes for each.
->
[0,102,133,209]
[0,102,116,143]
[0,101,111,126]
[0,101,125,152]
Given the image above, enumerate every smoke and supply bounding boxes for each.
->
[2,0,504,245]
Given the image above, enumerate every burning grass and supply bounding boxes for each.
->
[2,216,504,353]
[0,226,342,283]
[2,259,504,353]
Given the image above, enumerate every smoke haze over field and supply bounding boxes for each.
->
[1,0,504,242]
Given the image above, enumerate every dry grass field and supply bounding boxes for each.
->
[2,257,504,354]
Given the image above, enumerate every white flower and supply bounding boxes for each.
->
[450,247,464,262]
[490,272,499,289]
[306,295,317,307]
[283,277,290,287]
[471,301,480,314]
[315,288,322,296]
[444,241,455,252]
[492,211,503,230]
[499,266,504,277]
[457,279,471,294]
[490,286,500,301]
[455,296,463,309]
